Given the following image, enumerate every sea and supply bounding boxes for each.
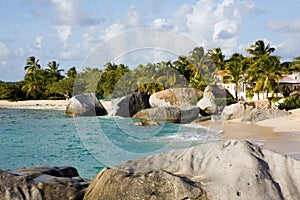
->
[0,107,222,179]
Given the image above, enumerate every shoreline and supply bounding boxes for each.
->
[0,100,69,110]
[2,99,300,160]
[199,108,300,160]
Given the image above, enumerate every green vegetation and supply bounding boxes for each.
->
[1,39,300,102]
[278,96,300,111]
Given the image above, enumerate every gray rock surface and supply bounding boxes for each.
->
[110,92,150,117]
[221,102,245,120]
[196,85,234,115]
[84,140,300,200]
[197,96,217,115]
[65,93,107,116]
[132,106,200,124]
[149,88,203,107]
[0,166,89,200]
[241,108,290,122]
[84,168,207,200]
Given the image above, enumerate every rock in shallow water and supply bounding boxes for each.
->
[85,140,300,200]
[132,106,200,124]
[65,93,107,117]
[0,166,89,200]
[110,92,150,117]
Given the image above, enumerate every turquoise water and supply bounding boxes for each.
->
[0,108,219,179]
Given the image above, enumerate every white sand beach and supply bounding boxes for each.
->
[0,100,68,110]
[200,108,300,160]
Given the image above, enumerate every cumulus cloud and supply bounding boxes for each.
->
[125,5,143,27]
[102,22,126,41]
[173,4,192,32]
[51,0,104,25]
[152,18,174,29]
[0,41,10,58]
[176,0,256,55]
[55,25,72,47]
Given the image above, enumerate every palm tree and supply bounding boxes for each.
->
[67,67,77,79]
[247,55,283,99]
[24,56,41,74]
[22,70,49,99]
[187,46,217,86]
[208,47,226,70]
[246,40,275,57]
[46,61,64,73]
[223,54,246,100]
[290,56,300,73]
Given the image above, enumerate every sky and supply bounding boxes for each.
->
[0,0,300,81]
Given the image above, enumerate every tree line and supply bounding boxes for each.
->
[0,40,299,101]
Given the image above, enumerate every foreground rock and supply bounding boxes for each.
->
[0,166,89,200]
[149,88,203,107]
[132,106,200,123]
[85,140,300,200]
[110,92,150,117]
[66,93,108,116]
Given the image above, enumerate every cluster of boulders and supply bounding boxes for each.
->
[221,100,290,122]
[84,140,300,200]
[0,166,89,200]
[65,86,235,124]
[65,86,290,123]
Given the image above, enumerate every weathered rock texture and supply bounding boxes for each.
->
[85,140,300,200]
[0,166,89,200]
[110,92,150,117]
[197,85,234,115]
[149,88,203,107]
[132,106,200,124]
[221,101,290,122]
[65,93,107,117]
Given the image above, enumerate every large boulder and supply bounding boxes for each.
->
[149,88,203,107]
[204,85,234,99]
[0,166,89,200]
[110,92,150,117]
[241,108,290,123]
[85,140,300,200]
[197,96,217,115]
[84,168,206,200]
[65,93,108,116]
[132,106,200,124]
[196,85,234,115]
[221,102,245,120]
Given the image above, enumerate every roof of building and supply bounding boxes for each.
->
[280,76,300,84]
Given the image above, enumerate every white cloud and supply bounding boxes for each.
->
[55,25,72,47]
[102,22,125,41]
[173,4,192,32]
[51,0,103,26]
[176,0,256,55]
[152,18,174,29]
[36,36,43,49]
[52,0,79,25]
[125,5,142,27]
[0,41,10,58]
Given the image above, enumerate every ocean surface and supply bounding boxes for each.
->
[0,108,221,179]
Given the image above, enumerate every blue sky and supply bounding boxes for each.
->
[0,0,300,81]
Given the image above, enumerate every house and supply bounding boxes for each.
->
[278,72,300,92]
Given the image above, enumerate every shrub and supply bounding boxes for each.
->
[278,96,300,111]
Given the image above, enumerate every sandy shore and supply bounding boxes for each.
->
[0,100,68,110]
[200,108,300,160]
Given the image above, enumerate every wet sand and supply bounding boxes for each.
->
[199,109,300,160]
